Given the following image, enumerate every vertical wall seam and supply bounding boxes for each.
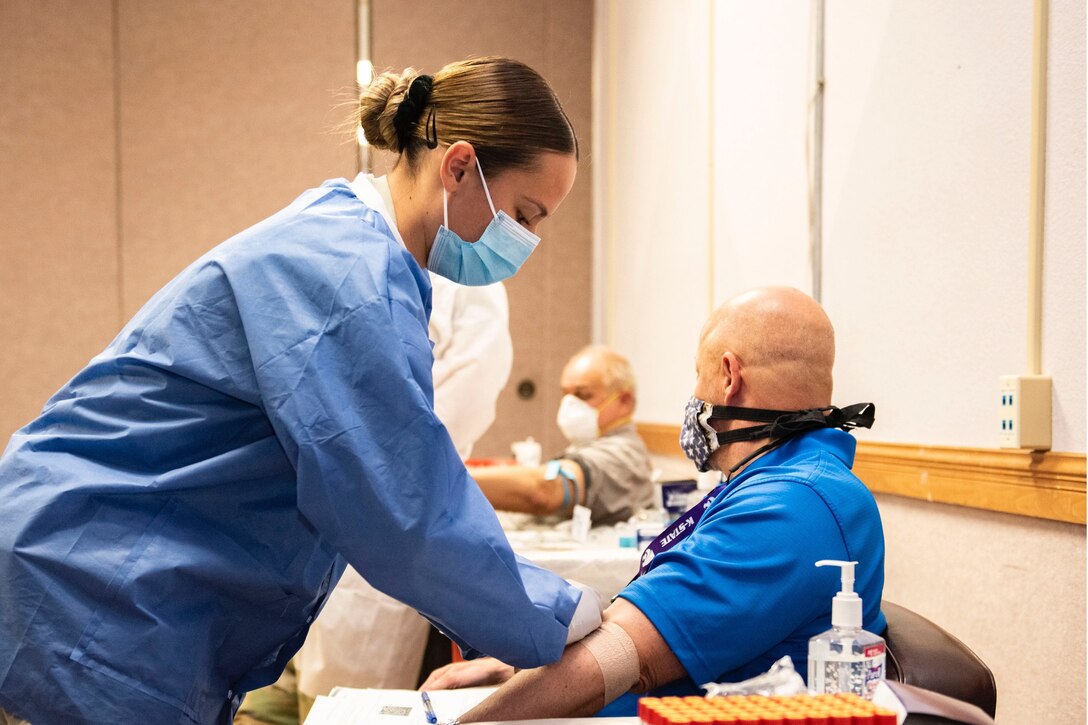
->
[605,0,617,347]
[1027,0,1048,375]
[596,0,604,343]
[354,0,360,175]
[810,0,825,303]
[112,0,124,324]
[707,0,715,315]
[359,0,372,174]
[544,0,553,369]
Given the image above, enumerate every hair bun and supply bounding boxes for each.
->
[357,68,419,151]
[355,57,577,170]
[392,75,434,151]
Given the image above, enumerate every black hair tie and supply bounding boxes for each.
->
[392,74,436,151]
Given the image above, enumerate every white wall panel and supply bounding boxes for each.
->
[1041,0,1086,452]
[821,1,1033,446]
[712,2,812,303]
[596,3,1084,720]
[596,0,712,424]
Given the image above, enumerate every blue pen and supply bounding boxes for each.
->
[421,690,438,724]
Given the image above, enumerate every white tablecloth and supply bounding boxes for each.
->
[503,518,642,602]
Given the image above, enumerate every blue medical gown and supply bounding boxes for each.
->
[0,180,578,724]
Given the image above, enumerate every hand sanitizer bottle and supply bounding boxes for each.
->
[807,559,886,699]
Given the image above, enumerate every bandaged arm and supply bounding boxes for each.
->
[469,459,586,516]
[457,598,687,722]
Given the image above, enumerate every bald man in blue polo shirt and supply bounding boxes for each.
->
[422,286,886,720]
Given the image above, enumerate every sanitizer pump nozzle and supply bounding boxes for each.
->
[807,559,886,699]
[817,559,862,629]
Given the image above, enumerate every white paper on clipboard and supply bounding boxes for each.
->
[304,686,496,725]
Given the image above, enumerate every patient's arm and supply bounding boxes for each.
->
[469,460,586,516]
[457,597,686,722]
[419,657,515,691]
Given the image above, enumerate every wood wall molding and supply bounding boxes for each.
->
[636,422,1086,525]
[852,441,1085,524]
[638,422,686,458]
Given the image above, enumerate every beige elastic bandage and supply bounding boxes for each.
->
[576,620,641,703]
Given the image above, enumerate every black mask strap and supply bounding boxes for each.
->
[712,403,876,480]
[724,436,794,480]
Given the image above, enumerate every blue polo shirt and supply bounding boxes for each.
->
[615,428,885,709]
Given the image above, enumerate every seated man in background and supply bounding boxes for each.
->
[423,286,885,720]
[471,344,653,526]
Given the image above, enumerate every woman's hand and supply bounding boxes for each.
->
[419,658,516,691]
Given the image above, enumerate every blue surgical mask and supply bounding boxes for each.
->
[427,157,541,286]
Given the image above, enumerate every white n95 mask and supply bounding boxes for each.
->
[427,156,541,286]
[556,394,599,443]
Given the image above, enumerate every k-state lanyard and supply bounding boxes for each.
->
[636,482,727,577]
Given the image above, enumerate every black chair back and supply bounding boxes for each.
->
[882,601,997,718]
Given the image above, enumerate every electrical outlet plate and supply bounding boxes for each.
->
[999,375,1052,450]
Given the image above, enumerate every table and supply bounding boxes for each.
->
[503,514,643,602]
[302,684,641,725]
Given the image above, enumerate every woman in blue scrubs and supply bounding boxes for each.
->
[0,57,588,725]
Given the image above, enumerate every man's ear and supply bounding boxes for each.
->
[721,352,743,404]
[439,141,476,192]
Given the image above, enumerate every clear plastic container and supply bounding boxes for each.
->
[807,559,886,699]
[807,624,886,698]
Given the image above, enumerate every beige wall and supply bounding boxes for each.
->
[116,0,359,318]
[0,0,358,441]
[369,0,594,458]
[0,1,120,438]
[877,493,1086,723]
[599,2,1086,723]
[0,0,592,457]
